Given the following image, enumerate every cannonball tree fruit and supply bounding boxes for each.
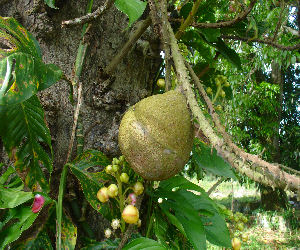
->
[107,184,118,198]
[232,237,241,250]
[122,205,139,224]
[118,90,193,180]
[97,187,109,203]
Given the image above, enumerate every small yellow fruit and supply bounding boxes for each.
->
[206,87,213,95]
[156,79,165,88]
[107,184,118,198]
[122,205,139,224]
[133,182,144,195]
[232,237,241,250]
[120,173,129,183]
[97,187,109,203]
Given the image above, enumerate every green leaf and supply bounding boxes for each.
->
[198,28,221,43]
[123,237,167,250]
[82,239,120,249]
[44,0,58,9]
[154,210,170,248]
[0,95,53,192]
[0,17,62,105]
[12,230,53,250]
[211,38,242,70]
[114,0,147,27]
[0,206,38,248]
[61,213,77,250]
[0,187,33,208]
[192,138,237,179]
[70,150,112,219]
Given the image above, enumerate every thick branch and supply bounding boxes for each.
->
[61,0,115,27]
[159,0,300,195]
[104,16,152,76]
[186,62,300,193]
[221,35,300,51]
[192,0,257,29]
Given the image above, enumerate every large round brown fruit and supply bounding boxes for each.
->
[118,90,193,180]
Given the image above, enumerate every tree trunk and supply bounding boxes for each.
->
[0,0,161,242]
[260,62,287,211]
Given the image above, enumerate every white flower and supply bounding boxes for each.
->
[158,198,163,203]
[104,228,112,238]
[111,219,120,230]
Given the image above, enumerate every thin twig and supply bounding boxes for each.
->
[61,0,115,27]
[104,16,152,76]
[65,82,83,164]
[192,0,257,29]
[221,35,300,51]
[207,177,225,196]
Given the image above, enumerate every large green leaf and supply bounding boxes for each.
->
[0,206,38,248]
[70,150,113,219]
[192,138,237,179]
[115,0,147,27]
[12,230,53,250]
[123,237,167,250]
[0,17,62,105]
[0,95,53,192]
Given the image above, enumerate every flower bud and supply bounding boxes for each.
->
[111,219,120,229]
[112,164,119,172]
[97,187,109,203]
[105,165,113,174]
[32,194,45,213]
[107,184,118,198]
[206,87,213,95]
[137,219,141,227]
[128,193,137,205]
[119,155,125,164]
[157,79,165,88]
[112,158,120,165]
[224,81,230,87]
[104,228,112,238]
[122,205,139,224]
[120,173,129,183]
[133,182,144,195]
[232,237,241,250]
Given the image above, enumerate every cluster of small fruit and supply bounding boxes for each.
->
[206,75,230,111]
[222,208,249,250]
[96,156,144,237]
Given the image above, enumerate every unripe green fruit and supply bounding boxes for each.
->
[118,90,193,180]
[133,182,144,195]
[237,222,244,231]
[107,184,118,198]
[221,90,226,98]
[157,79,165,88]
[216,105,222,111]
[120,173,129,183]
[232,237,241,250]
[97,187,109,203]
[122,205,139,224]
[206,87,213,95]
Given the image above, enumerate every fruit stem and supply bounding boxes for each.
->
[212,85,222,104]
[115,171,125,232]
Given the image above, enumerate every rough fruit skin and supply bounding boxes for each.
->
[118,90,193,180]
[122,205,139,224]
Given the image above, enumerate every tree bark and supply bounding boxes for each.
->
[0,0,161,242]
